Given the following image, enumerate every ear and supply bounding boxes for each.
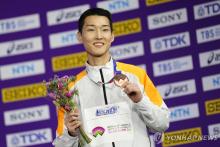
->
[77,31,82,43]
[110,33,114,43]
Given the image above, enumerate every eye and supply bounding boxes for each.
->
[87,28,95,31]
[103,28,110,32]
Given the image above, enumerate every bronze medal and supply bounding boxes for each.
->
[113,74,129,87]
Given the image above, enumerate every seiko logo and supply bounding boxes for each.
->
[207,51,220,64]
[7,42,33,54]
[56,10,82,23]
[6,128,52,146]
[164,84,188,97]
[194,1,220,20]
[113,18,141,36]
[96,106,118,116]
[148,8,187,30]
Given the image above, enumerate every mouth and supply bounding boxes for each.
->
[93,42,104,48]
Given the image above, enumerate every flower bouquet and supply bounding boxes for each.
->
[44,75,92,146]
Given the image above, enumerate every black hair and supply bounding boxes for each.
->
[78,8,113,33]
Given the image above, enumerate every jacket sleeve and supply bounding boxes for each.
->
[52,128,79,147]
[132,70,170,132]
[52,107,79,147]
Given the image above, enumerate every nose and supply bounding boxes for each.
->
[96,29,103,39]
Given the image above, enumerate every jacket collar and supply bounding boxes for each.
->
[85,57,115,87]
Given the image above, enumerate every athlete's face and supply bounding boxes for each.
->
[77,15,114,58]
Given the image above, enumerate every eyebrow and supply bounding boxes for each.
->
[85,24,110,27]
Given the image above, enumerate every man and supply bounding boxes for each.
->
[53,8,169,147]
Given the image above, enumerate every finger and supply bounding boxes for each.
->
[74,107,79,113]
[68,121,81,130]
[67,111,80,119]
[123,83,133,93]
[121,80,129,89]
[67,123,81,134]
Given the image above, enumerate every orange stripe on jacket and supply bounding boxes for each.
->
[56,70,87,136]
[117,62,163,107]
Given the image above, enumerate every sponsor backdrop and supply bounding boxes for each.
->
[0,0,220,147]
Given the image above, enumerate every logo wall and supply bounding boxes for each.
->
[0,0,219,147]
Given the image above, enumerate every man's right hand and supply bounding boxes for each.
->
[65,108,81,137]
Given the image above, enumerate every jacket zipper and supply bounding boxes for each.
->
[100,69,115,147]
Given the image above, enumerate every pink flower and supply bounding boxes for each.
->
[58,82,63,90]
[65,91,72,98]
[65,105,71,112]
[48,93,56,99]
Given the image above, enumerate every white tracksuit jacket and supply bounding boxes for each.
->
[53,58,170,147]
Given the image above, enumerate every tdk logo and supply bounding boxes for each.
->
[194,1,220,20]
[148,8,188,30]
[6,128,52,147]
[150,32,190,53]
[96,106,119,116]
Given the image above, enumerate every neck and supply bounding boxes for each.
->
[88,54,111,66]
